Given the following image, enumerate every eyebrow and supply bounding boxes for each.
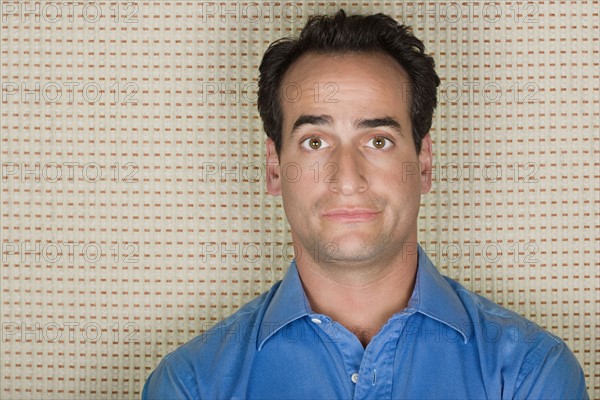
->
[290,114,404,137]
[291,114,333,136]
[354,117,403,136]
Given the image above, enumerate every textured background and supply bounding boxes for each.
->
[1,1,598,398]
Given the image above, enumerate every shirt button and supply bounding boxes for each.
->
[310,318,322,324]
[351,373,359,384]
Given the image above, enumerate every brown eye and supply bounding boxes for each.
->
[309,137,322,149]
[301,136,330,151]
[371,136,387,149]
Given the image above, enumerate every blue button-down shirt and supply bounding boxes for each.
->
[143,245,588,399]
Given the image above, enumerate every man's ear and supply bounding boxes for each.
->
[266,137,282,196]
[419,133,433,194]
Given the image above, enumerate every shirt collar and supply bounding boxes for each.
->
[257,244,471,350]
[407,244,471,343]
[257,260,310,350]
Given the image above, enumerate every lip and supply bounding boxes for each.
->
[321,208,380,222]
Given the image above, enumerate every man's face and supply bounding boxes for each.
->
[266,52,432,268]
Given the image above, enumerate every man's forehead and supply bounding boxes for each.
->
[280,53,411,118]
[281,51,410,85]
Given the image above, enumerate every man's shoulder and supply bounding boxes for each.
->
[143,281,281,398]
[440,274,588,394]
[443,275,562,348]
[433,274,587,397]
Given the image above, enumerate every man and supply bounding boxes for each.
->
[143,10,588,399]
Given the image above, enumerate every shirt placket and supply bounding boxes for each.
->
[309,314,365,397]
[353,312,412,399]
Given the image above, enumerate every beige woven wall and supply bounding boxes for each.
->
[1,1,598,398]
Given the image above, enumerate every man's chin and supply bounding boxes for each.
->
[311,234,383,264]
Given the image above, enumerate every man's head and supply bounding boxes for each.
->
[258,9,440,156]
[257,10,439,269]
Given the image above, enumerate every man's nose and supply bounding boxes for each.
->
[328,148,368,195]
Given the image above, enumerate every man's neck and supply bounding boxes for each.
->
[296,249,418,347]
